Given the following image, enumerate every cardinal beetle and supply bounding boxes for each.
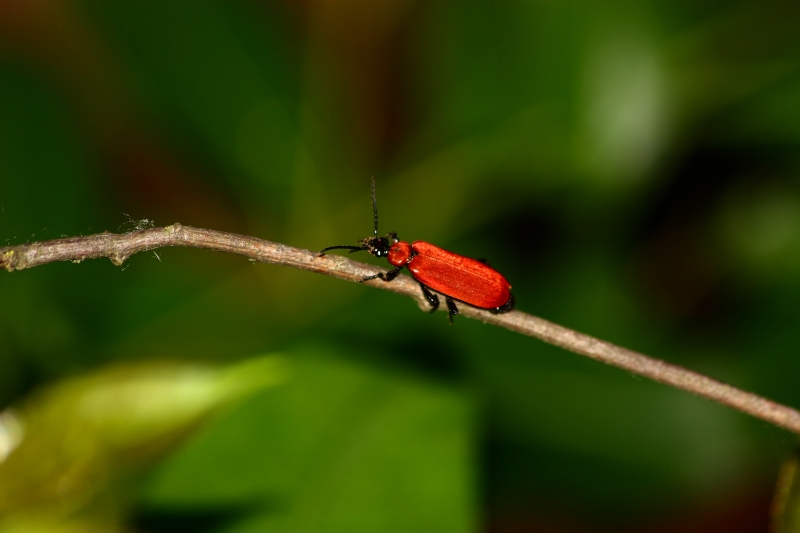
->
[319,178,514,323]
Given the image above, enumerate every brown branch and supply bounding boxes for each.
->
[3,224,800,434]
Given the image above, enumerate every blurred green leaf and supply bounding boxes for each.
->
[0,356,284,532]
[142,347,476,533]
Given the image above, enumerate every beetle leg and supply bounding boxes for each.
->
[489,293,515,314]
[476,258,490,266]
[418,283,439,313]
[360,267,402,283]
[445,297,459,324]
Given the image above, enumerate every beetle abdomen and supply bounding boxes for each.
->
[408,241,511,309]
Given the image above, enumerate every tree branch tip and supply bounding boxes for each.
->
[2,250,16,272]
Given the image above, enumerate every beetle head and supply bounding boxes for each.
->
[359,233,398,258]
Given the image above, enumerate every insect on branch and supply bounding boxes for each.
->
[2,224,800,435]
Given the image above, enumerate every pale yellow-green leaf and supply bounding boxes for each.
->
[0,356,284,532]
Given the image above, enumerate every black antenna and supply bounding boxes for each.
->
[371,176,379,237]
[319,244,365,254]
[318,178,379,256]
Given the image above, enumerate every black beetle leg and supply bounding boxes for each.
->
[489,293,515,314]
[445,296,459,324]
[361,267,402,283]
[418,283,439,313]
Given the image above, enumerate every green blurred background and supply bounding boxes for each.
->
[2,0,800,531]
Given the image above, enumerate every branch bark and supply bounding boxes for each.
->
[3,224,800,434]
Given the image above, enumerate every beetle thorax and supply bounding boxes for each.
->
[387,241,412,267]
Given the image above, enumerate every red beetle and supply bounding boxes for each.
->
[320,179,514,323]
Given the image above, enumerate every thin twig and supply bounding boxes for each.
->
[3,224,800,434]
